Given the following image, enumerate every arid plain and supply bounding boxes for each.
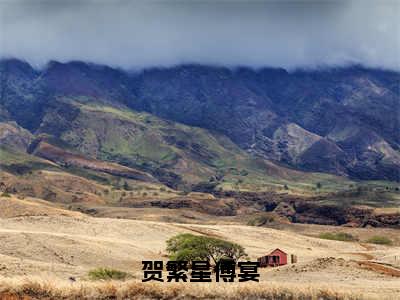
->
[0,195,399,299]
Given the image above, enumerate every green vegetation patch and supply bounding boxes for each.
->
[366,236,393,245]
[318,232,357,242]
[0,147,58,175]
[88,268,129,281]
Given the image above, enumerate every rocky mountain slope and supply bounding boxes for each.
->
[0,59,399,182]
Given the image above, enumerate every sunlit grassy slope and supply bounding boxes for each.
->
[52,100,358,192]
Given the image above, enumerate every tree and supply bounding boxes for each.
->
[166,233,247,266]
[316,182,322,189]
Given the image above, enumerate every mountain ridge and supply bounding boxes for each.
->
[1,58,399,182]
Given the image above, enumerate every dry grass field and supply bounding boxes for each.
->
[0,278,369,300]
[0,195,399,299]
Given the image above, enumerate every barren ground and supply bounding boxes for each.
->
[0,196,399,299]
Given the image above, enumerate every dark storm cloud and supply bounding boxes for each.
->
[0,0,399,70]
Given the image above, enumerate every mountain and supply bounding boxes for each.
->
[0,58,399,183]
[130,65,400,181]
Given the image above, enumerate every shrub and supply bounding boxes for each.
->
[123,181,133,191]
[1,192,11,197]
[191,181,218,193]
[240,169,249,176]
[247,214,275,226]
[88,268,128,281]
[366,236,393,245]
[318,232,357,242]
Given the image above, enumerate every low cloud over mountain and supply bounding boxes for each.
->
[1,0,399,70]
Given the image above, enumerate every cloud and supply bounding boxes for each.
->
[1,0,399,70]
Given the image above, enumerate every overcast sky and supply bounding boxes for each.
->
[0,0,399,70]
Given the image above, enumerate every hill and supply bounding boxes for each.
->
[0,92,354,193]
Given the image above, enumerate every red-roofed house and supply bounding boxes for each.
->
[257,248,288,267]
